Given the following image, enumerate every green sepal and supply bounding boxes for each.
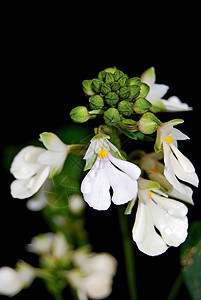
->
[139,83,150,98]
[84,154,97,171]
[125,198,137,215]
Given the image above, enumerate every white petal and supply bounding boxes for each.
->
[141,67,156,86]
[38,150,67,178]
[0,267,23,297]
[171,128,190,140]
[151,193,188,218]
[132,201,168,256]
[10,166,50,199]
[167,183,194,205]
[162,96,192,112]
[108,152,141,181]
[149,200,188,247]
[82,160,111,210]
[105,160,138,205]
[10,146,45,179]
[170,143,195,173]
[170,152,199,187]
[81,158,99,194]
[150,83,169,98]
[40,132,68,152]
[83,140,96,160]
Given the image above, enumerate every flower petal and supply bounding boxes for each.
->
[148,200,188,247]
[81,159,99,194]
[108,152,141,181]
[10,146,45,179]
[40,132,68,152]
[105,160,138,205]
[170,143,195,173]
[150,83,169,98]
[10,166,50,199]
[162,96,192,112]
[132,201,168,256]
[82,160,111,210]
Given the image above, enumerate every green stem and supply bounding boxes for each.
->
[166,272,183,300]
[118,206,138,300]
[52,290,64,300]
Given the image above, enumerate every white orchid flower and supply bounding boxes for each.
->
[141,67,192,112]
[81,134,141,210]
[10,133,69,199]
[154,119,199,194]
[0,264,35,297]
[141,67,169,112]
[132,178,188,256]
[67,249,117,300]
[139,152,194,205]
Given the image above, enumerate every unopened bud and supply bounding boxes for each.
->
[137,112,161,134]
[100,83,111,95]
[127,77,141,87]
[89,95,104,109]
[114,70,124,81]
[104,66,117,74]
[118,75,128,87]
[92,79,103,93]
[119,87,131,99]
[118,101,133,116]
[82,80,95,96]
[139,83,150,98]
[105,92,119,107]
[104,108,121,125]
[105,73,115,85]
[70,106,90,123]
[129,85,140,99]
[98,71,106,81]
[111,82,120,92]
[133,98,151,114]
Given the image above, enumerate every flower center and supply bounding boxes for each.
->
[165,135,173,144]
[148,190,152,199]
[150,165,157,173]
[97,147,108,159]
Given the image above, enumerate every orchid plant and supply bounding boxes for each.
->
[1,66,200,300]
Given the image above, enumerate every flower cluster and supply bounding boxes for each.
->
[3,66,199,299]
[0,232,117,299]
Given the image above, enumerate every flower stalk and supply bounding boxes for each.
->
[118,206,138,300]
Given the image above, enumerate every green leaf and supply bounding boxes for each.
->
[180,221,201,300]
[115,125,137,140]
[135,131,154,141]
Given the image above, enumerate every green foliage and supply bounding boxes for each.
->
[180,221,201,300]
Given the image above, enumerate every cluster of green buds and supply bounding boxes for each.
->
[70,67,161,140]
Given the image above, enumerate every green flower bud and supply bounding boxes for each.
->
[89,95,104,110]
[105,73,115,85]
[70,106,91,123]
[114,70,124,81]
[129,85,140,99]
[139,83,150,98]
[104,107,121,125]
[92,79,103,93]
[104,66,117,74]
[111,82,120,92]
[119,87,131,99]
[105,92,119,107]
[132,98,151,114]
[127,77,141,87]
[118,75,128,87]
[121,119,137,126]
[137,112,161,134]
[118,100,133,116]
[82,80,95,96]
[100,83,111,95]
[98,71,106,81]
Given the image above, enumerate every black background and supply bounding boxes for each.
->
[1,4,201,300]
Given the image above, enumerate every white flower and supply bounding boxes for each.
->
[81,134,141,210]
[67,249,117,299]
[141,67,169,112]
[10,132,69,199]
[28,232,70,259]
[0,264,35,297]
[139,152,194,205]
[161,96,192,112]
[141,67,192,112]
[132,178,188,256]
[154,119,199,194]
[69,194,86,214]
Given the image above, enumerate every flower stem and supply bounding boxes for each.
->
[166,272,183,300]
[118,206,138,300]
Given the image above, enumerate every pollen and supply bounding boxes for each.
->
[165,135,173,144]
[97,147,108,159]
[150,165,157,173]
[148,190,152,199]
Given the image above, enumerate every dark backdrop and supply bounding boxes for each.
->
[1,6,200,300]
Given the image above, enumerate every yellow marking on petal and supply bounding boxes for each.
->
[97,147,108,159]
[165,135,173,144]
[148,190,152,199]
[150,165,157,173]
